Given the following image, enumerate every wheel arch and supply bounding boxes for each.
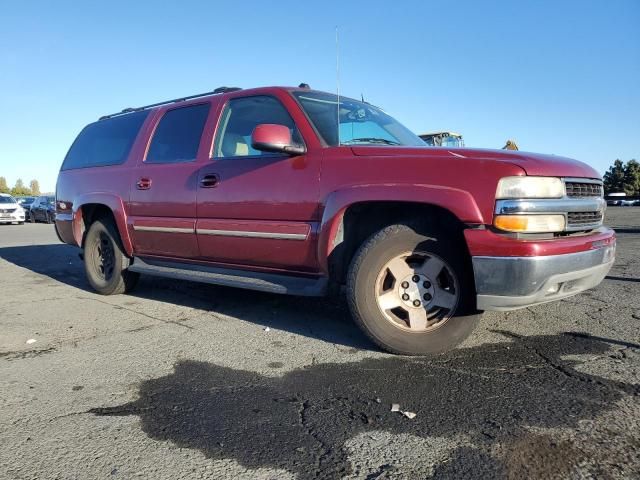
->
[318,185,482,284]
[72,194,132,255]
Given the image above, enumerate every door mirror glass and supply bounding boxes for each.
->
[251,124,306,156]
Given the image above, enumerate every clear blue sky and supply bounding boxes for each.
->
[1,0,638,192]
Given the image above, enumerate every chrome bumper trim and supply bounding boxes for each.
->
[55,213,73,222]
[473,243,615,311]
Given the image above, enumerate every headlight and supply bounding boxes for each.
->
[494,214,565,233]
[496,176,564,199]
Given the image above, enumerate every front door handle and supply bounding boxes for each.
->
[200,174,220,188]
[136,178,152,190]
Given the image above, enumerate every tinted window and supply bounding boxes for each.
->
[62,110,149,170]
[213,96,302,158]
[146,104,210,163]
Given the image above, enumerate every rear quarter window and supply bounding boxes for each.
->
[62,110,149,170]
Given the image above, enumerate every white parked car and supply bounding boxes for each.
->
[0,193,26,224]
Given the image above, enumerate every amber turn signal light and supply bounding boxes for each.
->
[494,214,565,233]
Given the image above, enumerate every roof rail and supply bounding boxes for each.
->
[99,86,242,120]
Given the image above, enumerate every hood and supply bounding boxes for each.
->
[349,146,601,179]
[0,202,21,210]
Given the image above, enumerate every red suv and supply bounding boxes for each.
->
[55,86,615,355]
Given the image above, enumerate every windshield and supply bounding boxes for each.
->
[293,91,425,147]
[0,196,17,204]
[420,134,464,148]
[18,197,34,204]
[442,137,464,148]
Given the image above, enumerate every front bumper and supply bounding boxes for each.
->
[473,241,616,311]
[0,212,25,223]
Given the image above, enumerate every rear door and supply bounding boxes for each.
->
[128,102,214,259]
[196,93,321,272]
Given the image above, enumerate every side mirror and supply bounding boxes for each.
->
[251,124,306,156]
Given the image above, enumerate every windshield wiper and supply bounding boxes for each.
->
[341,137,401,146]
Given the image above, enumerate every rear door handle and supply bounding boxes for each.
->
[136,178,152,190]
[200,174,220,188]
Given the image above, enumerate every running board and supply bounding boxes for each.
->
[128,257,328,297]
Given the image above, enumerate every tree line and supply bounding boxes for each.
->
[603,159,640,196]
[0,177,41,196]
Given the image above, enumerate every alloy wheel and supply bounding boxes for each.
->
[374,251,460,332]
[91,233,115,281]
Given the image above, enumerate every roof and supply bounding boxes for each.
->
[419,131,463,137]
[98,85,321,121]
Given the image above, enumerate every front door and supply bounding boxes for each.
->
[196,94,320,272]
[128,103,212,259]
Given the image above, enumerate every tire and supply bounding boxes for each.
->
[84,218,139,295]
[19,222,24,225]
[30,213,36,223]
[347,223,481,355]
[46,212,53,224]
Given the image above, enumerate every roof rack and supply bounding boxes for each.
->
[98,86,242,120]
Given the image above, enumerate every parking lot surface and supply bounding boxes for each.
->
[1,209,639,479]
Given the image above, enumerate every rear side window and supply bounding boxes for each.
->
[146,103,210,163]
[62,110,149,170]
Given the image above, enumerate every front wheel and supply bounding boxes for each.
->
[347,223,481,355]
[84,218,139,295]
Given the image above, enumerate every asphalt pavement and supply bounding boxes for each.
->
[1,208,639,479]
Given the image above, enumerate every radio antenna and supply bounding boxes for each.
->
[335,26,341,146]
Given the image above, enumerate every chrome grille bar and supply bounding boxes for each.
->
[495,177,605,232]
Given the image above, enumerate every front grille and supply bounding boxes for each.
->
[565,182,603,198]
[567,211,602,228]
[0,208,16,213]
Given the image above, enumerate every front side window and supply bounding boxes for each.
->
[212,96,302,158]
[293,91,425,147]
[147,103,211,163]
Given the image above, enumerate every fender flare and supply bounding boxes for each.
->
[317,184,484,275]
[72,193,133,256]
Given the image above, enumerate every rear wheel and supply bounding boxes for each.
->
[347,223,481,355]
[84,218,139,295]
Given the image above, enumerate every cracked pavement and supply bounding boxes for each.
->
[1,208,639,479]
